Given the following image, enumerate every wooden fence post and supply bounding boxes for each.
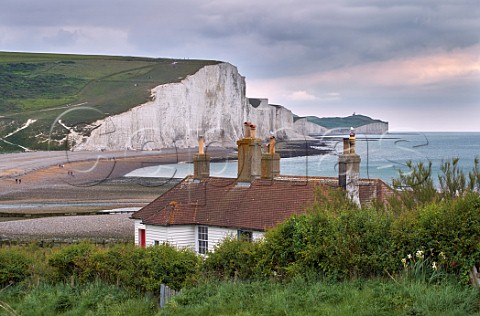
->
[160,284,166,309]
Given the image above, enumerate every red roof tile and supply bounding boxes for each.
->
[132,176,391,231]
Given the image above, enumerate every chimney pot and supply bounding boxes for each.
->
[269,135,276,154]
[349,127,356,153]
[250,124,257,139]
[244,122,251,138]
[198,135,205,155]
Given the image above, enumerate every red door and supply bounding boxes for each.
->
[139,229,146,248]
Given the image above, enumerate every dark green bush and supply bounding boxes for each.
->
[47,242,199,294]
[139,244,200,292]
[203,237,261,280]
[0,248,33,286]
[47,241,98,284]
[259,203,396,280]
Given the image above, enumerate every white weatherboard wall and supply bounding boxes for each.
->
[200,226,263,253]
[134,220,263,253]
[134,220,195,249]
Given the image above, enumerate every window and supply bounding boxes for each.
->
[237,230,253,242]
[198,226,208,254]
[154,240,160,246]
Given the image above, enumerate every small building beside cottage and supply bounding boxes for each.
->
[131,123,391,253]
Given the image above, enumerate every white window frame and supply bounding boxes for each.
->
[197,225,208,254]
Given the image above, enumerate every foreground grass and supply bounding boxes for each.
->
[1,277,479,315]
[164,277,480,316]
[0,282,157,316]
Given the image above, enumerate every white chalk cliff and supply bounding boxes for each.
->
[71,63,387,151]
[73,63,306,151]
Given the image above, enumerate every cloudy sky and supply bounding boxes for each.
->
[1,0,479,131]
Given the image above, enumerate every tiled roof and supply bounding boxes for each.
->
[132,176,391,231]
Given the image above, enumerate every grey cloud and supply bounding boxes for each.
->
[2,1,478,70]
[181,1,480,77]
[43,29,81,47]
[0,0,478,131]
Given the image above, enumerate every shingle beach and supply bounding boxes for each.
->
[0,214,134,241]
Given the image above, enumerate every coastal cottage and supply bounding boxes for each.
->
[131,123,391,253]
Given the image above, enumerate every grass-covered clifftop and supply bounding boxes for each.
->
[0,51,220,152]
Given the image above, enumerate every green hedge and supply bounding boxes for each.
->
[201,191,480,283]
[0,249,33,286]
[47,242,199,293]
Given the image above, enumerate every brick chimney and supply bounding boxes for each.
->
[193,135,210,180]
[338,127,361,206]
[237,122,262,182]
[261,135,280,179]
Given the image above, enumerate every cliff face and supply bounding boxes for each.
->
[71,63,387,151]
[245,99,305,140]
[355,122,389,135]
[74,63,246,150]
[293,118,328,136]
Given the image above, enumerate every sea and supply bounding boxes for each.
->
[126,132,480,187]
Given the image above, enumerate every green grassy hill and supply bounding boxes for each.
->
[0,51,220,152]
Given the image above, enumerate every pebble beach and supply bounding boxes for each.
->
[0,149,231,241]
[0,214,134,242]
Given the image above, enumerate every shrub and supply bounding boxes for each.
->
[0,249,33,286]
[390,160,437,211]
[139,244,200,293]
[259,196,397,280]
[47,242,199,294]
[47,241,98,284]
[393,192,480,282]
[203,237,261,280]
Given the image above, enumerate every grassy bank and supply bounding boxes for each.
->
[1,278,479,315]
[0,282,158,316]
[166,278,480,316]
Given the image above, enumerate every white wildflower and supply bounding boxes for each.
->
[401,258,407,267]
[416,250,424,259]
[407,254,412,259]
[432,261,438,270]
[439,252,446,260]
